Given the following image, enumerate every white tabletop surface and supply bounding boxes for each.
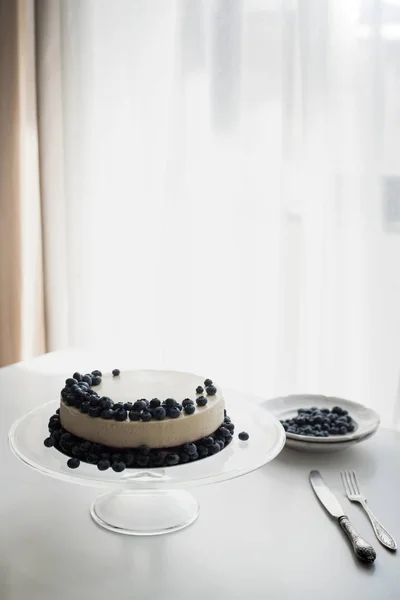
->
[1,351,399,600]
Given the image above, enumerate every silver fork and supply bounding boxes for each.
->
[341,470,397,551]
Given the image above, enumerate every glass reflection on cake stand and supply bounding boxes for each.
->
[9,396,285,536]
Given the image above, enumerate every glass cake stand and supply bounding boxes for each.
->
[9,396,285,536]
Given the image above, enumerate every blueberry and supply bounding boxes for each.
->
[67,458,80,469]
[310,406,318,412]
[91,370,102,377]
[44,437,54,448]
[97,460,110,471]
[80,441,91,452]
[123,452,135,467]
[52,430,62,442]
[330,427,339,434]
[113,402,124,410]
[226,423,235,433]
[329,413,337,421]
[150,398,161,408]
[287,427,297,434]
[182,398,194,408]
[339,426,347,435]
[134,400,147,412]
[218,427,230,438]
[141,411,152,422]
[196,445,207,458]
[112,461,126,473]
[82,374,92,385]
[88,406,101,417]
[167,406,181,419]
[347,422,355,432]
[71,445,82,457]
[79,381,89,389]
[100,397,113,409]
[322,422,331,431]
[164,398,177,407]
[313,416,322,425]
[341,409,348,416]
[136,455,149,467]
[152,452,165,467]
[113,408,127,422]
[66,377,78,387]
[189,452,199,461]
[89,397,100,407]
[86,453,99,465]
[320,408,330,414]
[296,417,305,426]
[153,406,166,420]
[238,431,249,441]
[112,369,120,376]
[91,376,102,386]
[332,406,343,415]
[183,443,197,455]
[314,432,324,437]
[61,388,69,399]
[165,453,180,466]
[80,401,90,414]
[179,452,190,464]
[206,385,217,396]
[138,445,151,455]
[322,431,329,437]
[209,443,220,455]
[184,404,196,415]
[280,421,289,431]
[196,396,207,407]
[111,453,123,463]
[204,378,213,387]
[73,372,82,382]
[101,409,114,420]
[196,386,204,394]
[202,436,214,447]
[224,434,233,444]
[129,410,141,421]
[176,403,183,411]
[313,424,322,431]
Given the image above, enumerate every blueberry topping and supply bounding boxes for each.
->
[97,460,110,471]
[153,406,166,420]
[80,401,90,414]
[150,398,161,408]
[238,431,249,441]
[112,461,126,472]
[167,406,181,419]
[44,437,54,448]
[183,404,196,415]
[67,458,80,469]
[183,443,197,455]
[129,410,141,421]
[133,400,147,412]
[204,378,213,386]
[196,396,207,407]
[136,455,149,467]
[88,406,101,418]
[164,398,177,407]
[141,411,152,422]
[113,408,127,422]
[196,386,204,394]
[206,385,217,396]
[112,369,120,376]
[165,453,180,466]
[101,409,114,420]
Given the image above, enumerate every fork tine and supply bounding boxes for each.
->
[350,470,360,495]
[340,471,351,496]
[344,470,356,495]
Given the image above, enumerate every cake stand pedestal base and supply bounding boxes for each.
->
[90,489,200,535]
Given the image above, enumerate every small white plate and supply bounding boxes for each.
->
[260,394,380,452]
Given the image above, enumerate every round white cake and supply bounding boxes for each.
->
[59,370,225,449]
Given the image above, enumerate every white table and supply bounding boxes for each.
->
[1,352,399,600]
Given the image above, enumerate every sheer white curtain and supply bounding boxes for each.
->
[37,0,400,426]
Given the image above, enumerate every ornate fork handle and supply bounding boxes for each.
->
[338,516,376,562]
[359,501,397,551]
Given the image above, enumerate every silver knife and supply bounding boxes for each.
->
[309,470,376,563]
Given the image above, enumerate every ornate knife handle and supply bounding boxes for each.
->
[338,516,376,563]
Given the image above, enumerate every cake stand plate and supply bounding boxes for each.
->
[9,395,285,535]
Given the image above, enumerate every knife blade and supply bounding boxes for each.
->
[309,470,376,563]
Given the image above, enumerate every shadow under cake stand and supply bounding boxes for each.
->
[9,396,285,536]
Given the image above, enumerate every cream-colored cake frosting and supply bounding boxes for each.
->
[60,370,225,448]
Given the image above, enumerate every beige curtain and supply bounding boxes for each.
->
[0,0,46,367]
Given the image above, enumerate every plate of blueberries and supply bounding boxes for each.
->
[261,394,380,452]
